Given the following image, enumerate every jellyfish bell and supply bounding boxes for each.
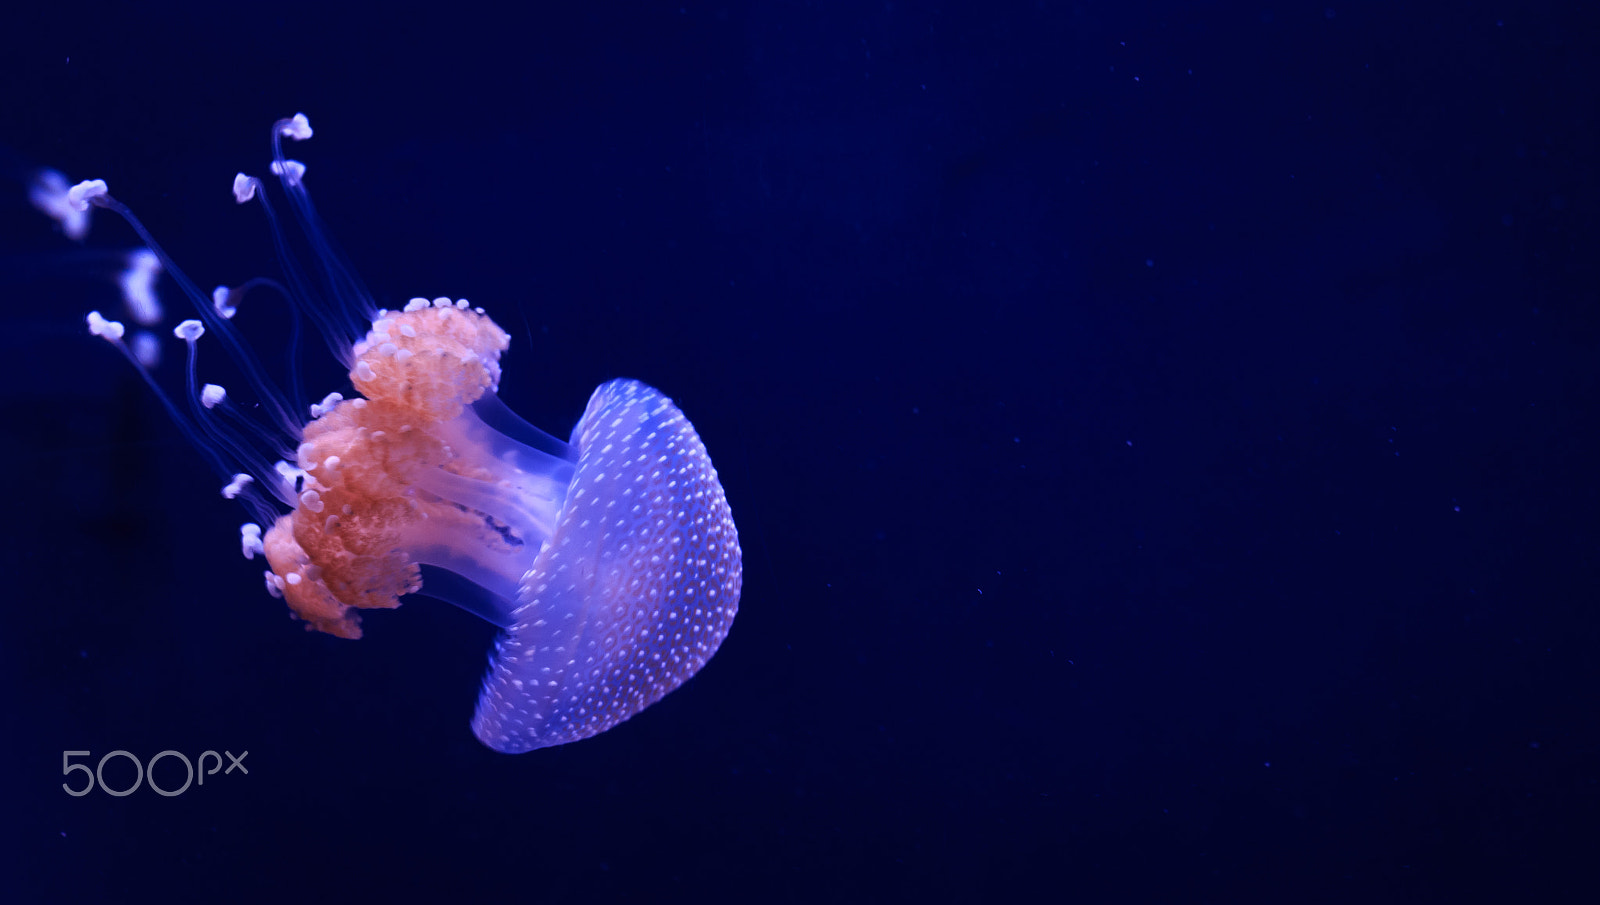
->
[73,114,742,753]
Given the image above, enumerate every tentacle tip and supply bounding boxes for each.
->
[212,285,239,319]
[270,159,306,185]
[278,113,313,141]
[232,173,258,204]
[86,310,126,342]
[66,179,108,212]
[28,169,92,239]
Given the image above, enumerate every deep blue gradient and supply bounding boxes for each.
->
[1,1,1594,901]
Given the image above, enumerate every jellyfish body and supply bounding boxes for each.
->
[476,378,741,752]
[74,115,741,752]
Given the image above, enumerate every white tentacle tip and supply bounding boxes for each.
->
[270,159,306,185]
[213,285,238,319]
[86,310,125,342]
[279,113,313,141]
[232,173,257,204]
[28,169,92,239]
[66,179,108,212]
[239,520,264,555]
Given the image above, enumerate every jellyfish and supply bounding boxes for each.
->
[71,114,742,753]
